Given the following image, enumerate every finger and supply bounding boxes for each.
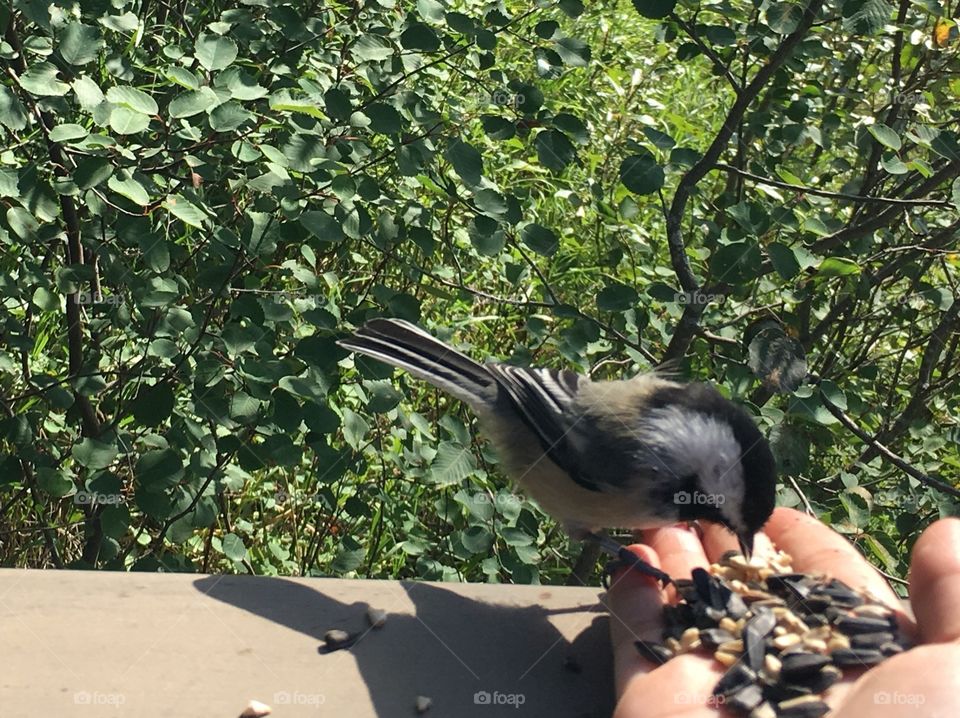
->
[605,544,668,695]
[700,521,778,564]
[614,654,725,718]
[909,517,960,644]
[832,644,960,716]
[763,508,902,608]
[640,524,709,600]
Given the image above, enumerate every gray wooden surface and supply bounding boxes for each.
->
[0,568,615,717]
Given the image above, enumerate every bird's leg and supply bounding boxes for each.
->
[584,531,673,588]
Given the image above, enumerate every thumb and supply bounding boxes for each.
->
[909,517,960,644]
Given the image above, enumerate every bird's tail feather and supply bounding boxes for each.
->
[337,318,495,407]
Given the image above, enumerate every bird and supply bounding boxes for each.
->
[337,317,777,584]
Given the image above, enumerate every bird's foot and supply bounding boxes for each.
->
[602,546,673,588]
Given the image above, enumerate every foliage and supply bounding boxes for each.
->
[1,0,958,593]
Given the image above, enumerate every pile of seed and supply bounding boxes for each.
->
[635,550,909,718]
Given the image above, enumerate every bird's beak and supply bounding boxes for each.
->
[737,532,754,559]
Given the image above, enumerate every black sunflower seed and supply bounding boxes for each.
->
[743,608,777,671]
[776,695,831,718]
[727,683,765,713]
[635,640,672,664]
[780,652,831,680]
[834,615,893,635]
[830,647,884,666]
[798,665,842,693]
[700,628,736,648]
[880,641,905,656]
[850,631,896,649]
[714,663,758,698]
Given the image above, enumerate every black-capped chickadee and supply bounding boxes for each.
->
[338,318,777,583]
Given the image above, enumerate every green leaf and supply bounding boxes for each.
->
[767,3,804,33]
[32,286,60,311]
[429,442,477,486]
[108,170,150,206]
[0,168,18,198]
[868,123,901,150]
[18,62,70,96]
[7,207,39,241]
[554,37,591,66]
[0,86,28,130]
[931,131,960,161]
[597,283,639,312]
[163,194,208,227]
[400,22,441,51]
[300,211,345,242]
[341,408,369,449]
[817,257,861,277]
[619,153,664,195]
[74,157,113,190]
[446,139,483,185]
[221,533,247,561]
[842,0,892,35]
[131,383,175,426]
[709,241,763,283]
[135,449,184,489]
[460,526,495,554]
[59,22,103,65]
[49,124,89,142]
[365,102,404,134]
[110,106,151,134]
[105,86,159,115]
[767,243,801,280]
[37,467,75,497]
[195,33,238,71]
[631,0,677,19]
[521,223,559,256]
[72,437,118,470]
[535,130,576,172]
[169,88,221,118]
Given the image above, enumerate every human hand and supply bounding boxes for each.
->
[606,508,960,717]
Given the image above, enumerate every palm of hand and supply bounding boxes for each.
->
[607,508,960,717]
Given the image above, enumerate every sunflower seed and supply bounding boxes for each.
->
[744,608,778,671]
[415,695,432,713]
[799,665,842,692]
[780,652,831,680]
[763,653,782,680]
[728,683,765,713]
[700,628,736,648]
[239,700,272,717]
[323,629,354,651]
[880,641,905,656]
[830,647,884,666]
[834,615,892,635]
[714,663,758,698]
[850,631,895,649]
[851,604,893,619]
[776,695,831,718]
[635,640,672,664]
[715,650,741,667]
[773,633,802,650]
[367,607,388,628]
[750,702,778,718]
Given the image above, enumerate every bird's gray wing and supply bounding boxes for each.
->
[485,364,603,491]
